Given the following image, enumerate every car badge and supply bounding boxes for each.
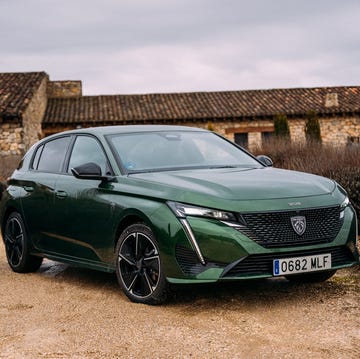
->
[290,216,306,235]
[288,202,302,206]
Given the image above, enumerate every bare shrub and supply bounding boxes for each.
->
[254,139,360,225]
[0,155,21,182]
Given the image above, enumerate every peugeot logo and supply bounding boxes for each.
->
[290,216,306,235]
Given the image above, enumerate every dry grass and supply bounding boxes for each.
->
[255,139,360,175]
[254,139,360,221]
[0,155,21,182]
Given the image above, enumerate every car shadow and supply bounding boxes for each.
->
[38,259,120,293]
[36,259,358,308]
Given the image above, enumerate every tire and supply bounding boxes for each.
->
[286,269,337,283]
[115,223,168,304]
[3,212,43,273]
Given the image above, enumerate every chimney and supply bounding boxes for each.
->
[324,93,338,107]
[47,80,82,98]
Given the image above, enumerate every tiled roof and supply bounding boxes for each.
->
[0,72,48,120]
[43,86,360,125]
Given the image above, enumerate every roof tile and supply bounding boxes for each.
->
[0,72,48,120]
[43,86,360,125]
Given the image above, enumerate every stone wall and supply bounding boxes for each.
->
[22,77,48,152]
[320,116,360,145]
[47,80,82,98]
[0,123,23,156]
[205,116,360,149]
[40,114,360,152]
[289,119,306,144]
[190,119,275,151]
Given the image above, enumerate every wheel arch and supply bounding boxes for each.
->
[1,205,21,236]
[114,209,154,248]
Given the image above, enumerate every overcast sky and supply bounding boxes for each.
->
[1,0,359,95]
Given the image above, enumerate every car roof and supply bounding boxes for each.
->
[54,125,208,137]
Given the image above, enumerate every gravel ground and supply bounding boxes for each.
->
[0,239,359,359]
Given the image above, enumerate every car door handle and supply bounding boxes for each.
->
[55,190,68,198]
[23,186,34,192]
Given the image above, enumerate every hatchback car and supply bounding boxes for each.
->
[0,125,358,304]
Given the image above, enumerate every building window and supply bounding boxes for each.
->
[234,133,248,148]
[261,131,274,143]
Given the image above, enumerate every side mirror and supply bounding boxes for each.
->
[256,155,273,167]
[71,162,114,182]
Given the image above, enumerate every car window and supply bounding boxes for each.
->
[36,136,71,173]
[68,136,108,175]
[107,131,261,172]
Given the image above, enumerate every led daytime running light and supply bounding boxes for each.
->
[168,201,237,222]
[340,197,349,210]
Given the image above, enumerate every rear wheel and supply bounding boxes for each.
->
[115,223,168,304]
[286,269,337,283]
[3,212,43,273]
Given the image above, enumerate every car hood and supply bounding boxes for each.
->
[120,167,339,211]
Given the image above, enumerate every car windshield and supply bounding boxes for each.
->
[107,130,262,173]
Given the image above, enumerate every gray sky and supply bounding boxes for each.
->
[1,0,359,95]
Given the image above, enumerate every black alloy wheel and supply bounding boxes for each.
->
[116,223,168,304]
[3,212,42,273]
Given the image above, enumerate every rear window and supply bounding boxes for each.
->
[34,136,71,173]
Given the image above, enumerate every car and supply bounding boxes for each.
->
[0,125,359,304]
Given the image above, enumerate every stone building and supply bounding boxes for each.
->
[0,72,81,156]
[1,71,360,156]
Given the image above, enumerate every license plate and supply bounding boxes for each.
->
[273,253,332,276]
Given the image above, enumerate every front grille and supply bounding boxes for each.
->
[239,206,343,248]
[224,246,355,277]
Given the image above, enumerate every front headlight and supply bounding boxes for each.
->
[340,196,350,210]
[167,201,237,222]
[339,196,350,220]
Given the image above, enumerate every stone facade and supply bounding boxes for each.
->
[0,112,360,155]
[21,76,48,152]
[181,116,360,151]
[320,116,360,146]
[1,72,360,157]
[183,119,277,151]
[0,77,48,156]
[0,123,23,156]
[47,80,82,98]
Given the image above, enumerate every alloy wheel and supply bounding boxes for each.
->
[4,216,24,268]
[118,231,161,299]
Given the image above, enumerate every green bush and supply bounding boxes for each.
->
[274,114,290,139]
[305,111,322,143]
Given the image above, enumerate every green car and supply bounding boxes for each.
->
[0,126,358,304]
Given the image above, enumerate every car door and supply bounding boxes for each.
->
[52,135,115,264]
[20,135,71,252]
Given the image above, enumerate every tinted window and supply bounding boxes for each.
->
[37,137,71,173]
[108,131,260,172]
[68,136,108,175]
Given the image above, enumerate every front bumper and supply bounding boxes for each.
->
[165,205,359,284]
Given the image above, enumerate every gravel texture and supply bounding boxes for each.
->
[0,240,359,359]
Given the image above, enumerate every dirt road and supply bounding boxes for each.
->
[0,240,359,359]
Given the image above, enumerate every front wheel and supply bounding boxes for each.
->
[286,269,337,283]
[3,212,43,273]
[115,223,168,304]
